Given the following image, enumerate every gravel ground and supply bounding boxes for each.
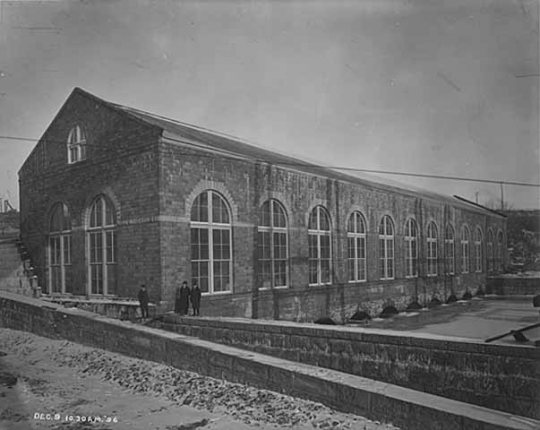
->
[0,328,400,430]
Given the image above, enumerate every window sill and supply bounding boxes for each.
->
[202,290,233,296]
[259,286,288,290]
[67,159,88,166]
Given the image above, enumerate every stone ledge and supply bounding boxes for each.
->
[168,315,540,359]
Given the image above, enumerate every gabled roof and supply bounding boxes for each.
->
[70,88,504,218]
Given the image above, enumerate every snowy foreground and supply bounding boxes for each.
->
[0,328,399,430]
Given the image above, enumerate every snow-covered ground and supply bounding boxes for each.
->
[0,328,399,430]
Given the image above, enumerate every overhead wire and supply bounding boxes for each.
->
[1,134,539,188]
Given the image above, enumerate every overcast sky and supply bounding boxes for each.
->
[0,0,538,210]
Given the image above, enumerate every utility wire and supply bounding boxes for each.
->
[1,134,539,188]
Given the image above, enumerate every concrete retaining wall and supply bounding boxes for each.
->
[486,276,540,296]
[154,315,540,420]
[1,291,539,430]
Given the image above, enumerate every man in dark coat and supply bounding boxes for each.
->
[138,284,149,319]
[191,282,201,316]
[177,281,191,316]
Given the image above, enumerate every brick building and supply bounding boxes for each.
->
[19,88,507,321]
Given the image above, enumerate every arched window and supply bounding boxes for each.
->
[461,226,470,274]
[497,231,504,272]
[87,195,117,295]
[49,203,72,294]
[308,206,331,285]
[67,124,87,164]
[379,215,394,280]
[347,211,367,282]
[487,229,494,273]
[474,227,483,273]
[191,190,232,294]
[444,225,455,275]
[427,222,438,276]
[404,218,418,278]
[258,199,288,289]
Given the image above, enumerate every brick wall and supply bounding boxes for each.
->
[19,90,163,301]
[19,89,507,321]
[153,315,540,420]
[159,139,506,320]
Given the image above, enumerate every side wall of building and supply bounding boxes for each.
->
[158,139,507,321]
[19,92,164,302]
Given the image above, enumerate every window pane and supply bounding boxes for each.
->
[309,260,318,284]
[191,192,209,222]
[63,235,71,265]
[308,234,318,259]
[347,214,355,233]
[70,147,78,163]
[212,192,230,224]
[62,205,71,231]
[213,230,222,259]
[213,261,230,292]
[50,237,59,265]
[358,256,366,280]
[358,214,366,234]
[359,237,366,259]
[347,237,355,259]
[319,209,330,231]
[274,260,287,287]
[386,218,393,235]
[260,201,271,227]
[320,235,330,259]
[273,201,287,228]
[90,198,103,228]
[387,239,394,258]
[106,231,115,263]
[321,260,330,283]
[348,258,355,282]
[80,143,87,161]
[90,232,103,263]
[51,266,61,293]
[91,264,103,295]
[260,260,272,289]
[273,232,287,259]
[258,231,271,260]
[192,261,209,293]
[387,259,394,278]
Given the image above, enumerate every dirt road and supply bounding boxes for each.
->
[0,328,399,430]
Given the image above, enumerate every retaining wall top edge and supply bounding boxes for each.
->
[169,316,540,358]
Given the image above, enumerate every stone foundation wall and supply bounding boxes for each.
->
[1,291,537,430]
[486,276,540,296]
[154,315,540,420]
